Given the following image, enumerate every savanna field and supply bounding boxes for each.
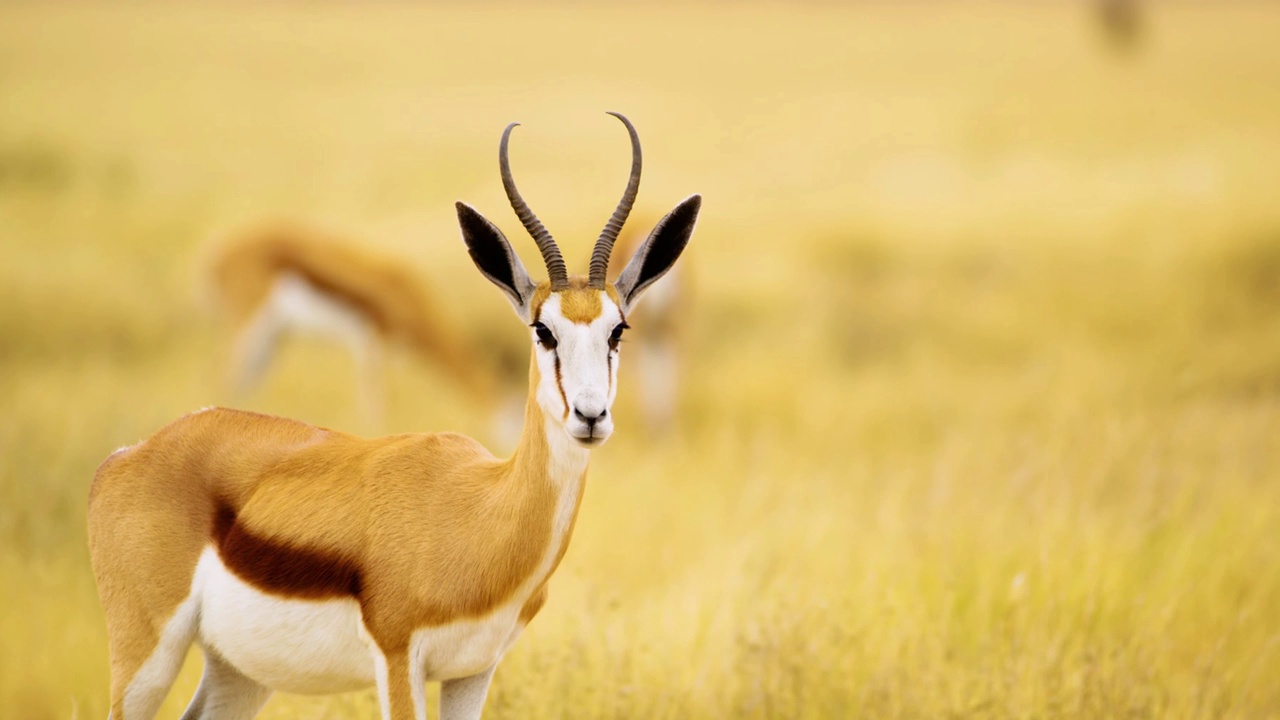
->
[2,2,1279,718]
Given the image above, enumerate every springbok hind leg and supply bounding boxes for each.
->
[107,600,198,720]
[179,648,272,720]
[440,665,497,720]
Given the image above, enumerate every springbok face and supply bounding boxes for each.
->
[457,112,701,447]
[527,281,624,445]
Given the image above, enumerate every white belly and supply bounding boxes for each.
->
[195,549,375,694]
[410,603,527,682]
[192,548,528,692]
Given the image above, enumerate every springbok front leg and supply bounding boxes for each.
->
[441,665,498,720]
[373,649,424,720]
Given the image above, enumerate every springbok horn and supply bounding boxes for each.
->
[588,112,642,289]
[500,122,568,290]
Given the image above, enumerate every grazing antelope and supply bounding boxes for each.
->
[88,112,701,720]
[205,222,501,427]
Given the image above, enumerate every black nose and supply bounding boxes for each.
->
[573,407,607,427]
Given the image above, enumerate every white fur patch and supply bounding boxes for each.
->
[196,548,376,694]
[371,649,394,720]
[412,617,515,684]
[543,418,590,508]
[122,562,204,718]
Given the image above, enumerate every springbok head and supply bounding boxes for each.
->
[456,112,701,447]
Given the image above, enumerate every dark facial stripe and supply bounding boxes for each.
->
[213,503,362,599]
[553,353,569,421]
[534,304,570,420]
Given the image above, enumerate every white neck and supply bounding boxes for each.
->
[541,415,590,487]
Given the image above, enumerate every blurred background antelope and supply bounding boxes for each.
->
[4,2,1280,718]
[205,220,494,429]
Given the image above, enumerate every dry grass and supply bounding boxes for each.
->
[2,2,1279,718]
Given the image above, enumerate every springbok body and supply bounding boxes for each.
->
[89,112,701,720]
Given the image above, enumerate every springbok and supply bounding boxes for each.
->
[88,112,701,720]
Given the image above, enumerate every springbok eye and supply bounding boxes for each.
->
[532,322,558,350]
[608,323,629,352]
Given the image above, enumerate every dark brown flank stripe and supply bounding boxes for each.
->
[212,503,362,599]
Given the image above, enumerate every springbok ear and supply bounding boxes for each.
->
[456,201,537,322]
[613,194,701,314]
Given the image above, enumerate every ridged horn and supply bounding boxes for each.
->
[500,122,568,290]
[588,112,642,289]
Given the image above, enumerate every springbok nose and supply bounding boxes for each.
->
[573,406,607,427]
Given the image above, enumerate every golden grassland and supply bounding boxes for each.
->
[3,2,1280,718]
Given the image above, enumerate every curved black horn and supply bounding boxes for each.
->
[588,112,642,289]
[500,122,568,290]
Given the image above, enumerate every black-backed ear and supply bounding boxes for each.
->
[613,194,701,314]
[456,201,536,322]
